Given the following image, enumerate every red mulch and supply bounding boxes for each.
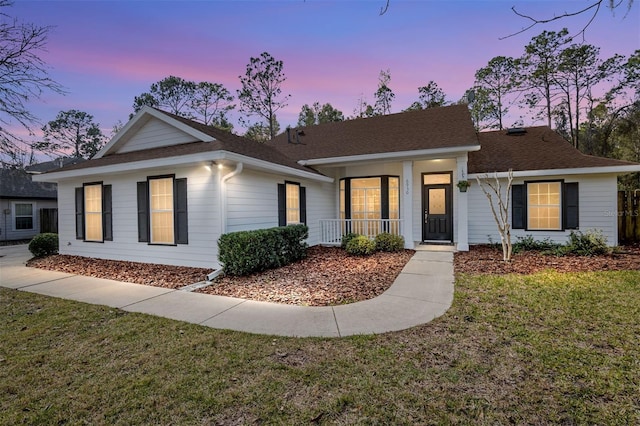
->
[454,245,640,275]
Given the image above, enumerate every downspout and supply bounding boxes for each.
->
[219,162,243,237]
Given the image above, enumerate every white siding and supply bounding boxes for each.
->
[117,119,199,154]
[57,165,220,269]
[224,169,335,246]
[468,174,619,246]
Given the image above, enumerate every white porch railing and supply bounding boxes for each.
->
[319,219,403,245]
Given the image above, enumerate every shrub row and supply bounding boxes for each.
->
[28,233,59,257]
[513,230,610,256]
[218,224,308,276]
[342,232,405,256]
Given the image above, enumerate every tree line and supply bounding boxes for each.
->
[0,0,637,189]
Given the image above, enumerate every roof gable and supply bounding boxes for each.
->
[266,104,479,163]
[470,126,640,174]
[94,106,215,158]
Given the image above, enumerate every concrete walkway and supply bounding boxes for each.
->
[0,244,454,337]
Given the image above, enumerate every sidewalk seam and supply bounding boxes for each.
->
[119,288,179,309]
[331,307,342,338]
[9,275,77,289]
[198,300,247,324]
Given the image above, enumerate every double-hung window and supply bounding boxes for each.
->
[14,203,34,230]
[137,176,188,245]
[75,183,112,242]
[512,180,579,231]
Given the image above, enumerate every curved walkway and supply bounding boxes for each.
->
[0,244,454,337]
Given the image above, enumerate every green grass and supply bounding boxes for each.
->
[1,270,639,424]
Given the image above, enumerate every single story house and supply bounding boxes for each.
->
[33,105,640,269]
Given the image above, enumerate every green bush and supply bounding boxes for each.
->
[28,233,59,257]
[513,235,560,253]
[218,224,308,276]
[341,232,359,249]
[374,232,405,252]
[565,230,610,256]
[345,235,376,256]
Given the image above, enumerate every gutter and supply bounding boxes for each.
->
[219,162,243,237]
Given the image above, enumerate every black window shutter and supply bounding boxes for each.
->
[381,176,389,219]
[512,184,526,229]
[300,186,307,225]
[174,178,188,244]
[103,185,113,241]
[75,187,84,240]
[277,183,286,226]
[563,182,579,230]
[137,181,149,242]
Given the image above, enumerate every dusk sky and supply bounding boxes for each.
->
[13,0,640,140]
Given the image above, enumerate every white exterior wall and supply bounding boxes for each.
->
[468,173,619,246]
[117,119,198,153]
[0,198,57,241]
[57,164,220,269]
[224,169,335,246]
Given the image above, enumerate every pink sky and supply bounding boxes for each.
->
[11,0,640,139]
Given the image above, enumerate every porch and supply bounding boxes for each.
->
[319,219,403,246]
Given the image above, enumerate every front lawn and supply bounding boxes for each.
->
[1,270,638,424]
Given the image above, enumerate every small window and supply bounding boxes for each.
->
[286,183,300,224]
[527,182,561,230]
[14,203,34,230]
[84,184,103,241]
[150,177,175,244]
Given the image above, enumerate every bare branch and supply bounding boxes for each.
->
[379,0,390,15]
[501,0,604,41]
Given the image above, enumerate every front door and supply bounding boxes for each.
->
[422,173,453,242]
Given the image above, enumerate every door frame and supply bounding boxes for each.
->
[421,171,453,243]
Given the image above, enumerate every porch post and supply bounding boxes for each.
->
[456,154,470,251]
[402,161,413,249]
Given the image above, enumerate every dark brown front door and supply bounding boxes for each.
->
[422,173,452,242]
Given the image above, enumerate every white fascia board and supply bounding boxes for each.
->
[33,151,333,184]
[468,164,640,179]
[298,144,481,166]
[94,106,215,159]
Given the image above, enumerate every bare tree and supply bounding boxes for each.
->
[0,0,65,167]
[475,170,514,262]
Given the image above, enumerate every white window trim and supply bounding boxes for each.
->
[149,176,175,245]
[84,183,103,242]
[285,182,301,225]
[12,201,35,231]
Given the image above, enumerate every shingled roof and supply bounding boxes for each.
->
[266,104,479,161]
[0,168,57,199]
[469,126,637,174]
[52,109,321,176]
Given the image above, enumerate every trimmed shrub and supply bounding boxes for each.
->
[28,233,59,257]
[218,224,308,276]
[345,235,376,256]
[341,232,359,250]
[513,235,560,253]
[565,230,609,256]
[374,232,405,252]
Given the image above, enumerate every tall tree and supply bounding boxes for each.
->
[238,52,290,140]
[132,76,196,117]
[191,81,235,130]
[518,28,572,127]
[34,110,106,159]
[297,102,344,126]
[474,56,518,130]
[373,69,394,115]
[554,43,623,149]
[0,0,64,167]
[463,86,496,131]
[406,81,447,110]
[244,118,280,143]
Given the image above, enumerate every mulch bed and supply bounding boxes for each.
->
[454,244,640,275]
[196,246,415,306]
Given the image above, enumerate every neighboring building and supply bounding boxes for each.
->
[0,168,57,241]
[33,105,640,268]
[0,158,84,242]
